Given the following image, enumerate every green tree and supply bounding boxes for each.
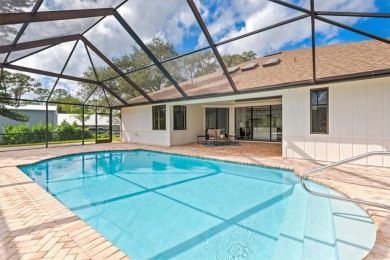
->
[52,88,68,102]
[181,51,219,82]
[79,37,181,105]
[79,37,256,106]
[0,71,33,121]
[222,51,257,67]
[49,88,83,113]
[1,70,40,105]
[34,87,50,101]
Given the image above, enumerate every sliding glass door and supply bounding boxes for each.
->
[235,105,282,142]
[235,107,252,140]
[271,105,282,141]
[253,106,271,141]
[205,108,229,134]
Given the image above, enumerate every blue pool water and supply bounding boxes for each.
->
[19,150,375,259]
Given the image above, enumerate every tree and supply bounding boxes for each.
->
[0,71,35,121]
[1,70,40,105]
[50,89,83,113]
[52,88,69,102]
[181,51,219,82]
[79,37,182,104]
[34,87,50,101]
[79,36,257,106]
[222,51,257,67]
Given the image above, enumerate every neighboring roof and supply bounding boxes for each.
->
[125,40,390,105]
[57,114,121,126]
[5,104,58,112]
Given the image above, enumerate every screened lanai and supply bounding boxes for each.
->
[0,0,389,149]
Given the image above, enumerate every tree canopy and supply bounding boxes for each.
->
[0,70,41,121]
[79,37,257,105]
[222,51,257,67]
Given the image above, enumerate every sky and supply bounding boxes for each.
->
[1,0,389,98]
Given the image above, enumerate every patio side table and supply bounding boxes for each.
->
[197,135,207,144]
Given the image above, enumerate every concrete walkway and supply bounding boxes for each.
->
[0,142,389,259]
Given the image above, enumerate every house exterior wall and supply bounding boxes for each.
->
[283,77,390,167]
[0,109,57,134]
[170,104,204,146]
[121,105,170,146]
[121,77,389,167]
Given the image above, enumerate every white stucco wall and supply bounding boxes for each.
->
[121,105,170,146]
[283,77,390,167]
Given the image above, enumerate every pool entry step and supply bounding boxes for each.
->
[272,183,376,260]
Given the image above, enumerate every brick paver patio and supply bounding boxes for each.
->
[0,142,389,259]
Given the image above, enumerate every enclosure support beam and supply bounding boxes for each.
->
[82,105,85,145]
[102,14,309,84]
[0,8,115,25]
[8,45,57,64]
[0,64,99,84]
[81,36,152,103]
[83,85,99,105]
[99,83,130,106]
[114,11,189,99]
[269,0,390,45]
[95,107,98,144]
[187,0,238,94]
[310,0,316,83]
[215,14,310,46]
[84,42,100,81]
[315,16,390,45]
[109,108,113,143]
[45,101,49,148]
[315,11,390,18]
[3,0,44,64]
[47,40,80,101]
[0,35,81,54]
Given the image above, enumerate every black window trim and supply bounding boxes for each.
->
[310,87,329,134]
[173,105,187,131]
[152,105,166,131]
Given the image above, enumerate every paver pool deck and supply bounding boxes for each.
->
[0,142,389,259]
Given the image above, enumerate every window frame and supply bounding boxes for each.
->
[152,105,166,130]
[310,88,329,134]
[173,105,187,131]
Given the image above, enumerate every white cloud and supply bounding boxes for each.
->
[198,0,378,55]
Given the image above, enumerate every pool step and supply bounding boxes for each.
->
[302,183,339,260]
[272,184,309,260]
[328,189,376,260]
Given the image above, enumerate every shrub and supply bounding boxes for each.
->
[2,123,31,144]
[1,121,93,145]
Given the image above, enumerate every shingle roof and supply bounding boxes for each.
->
[126,40,390,105]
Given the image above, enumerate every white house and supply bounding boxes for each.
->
[0,104,58,134]
[120,40,390,167]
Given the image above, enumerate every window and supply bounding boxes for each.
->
[152,105,166,130]
[173,106,186,130]
[311,88,328,134]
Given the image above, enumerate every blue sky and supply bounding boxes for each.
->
[174,0,390,54]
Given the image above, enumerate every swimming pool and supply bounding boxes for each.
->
[19,150,375,259]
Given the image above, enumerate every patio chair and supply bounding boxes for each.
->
[207,129,228,145]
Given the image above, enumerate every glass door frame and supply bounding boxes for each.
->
[234,105,282,142]
[205,108,229,135]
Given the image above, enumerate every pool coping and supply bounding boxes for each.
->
[0,143,389,259]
